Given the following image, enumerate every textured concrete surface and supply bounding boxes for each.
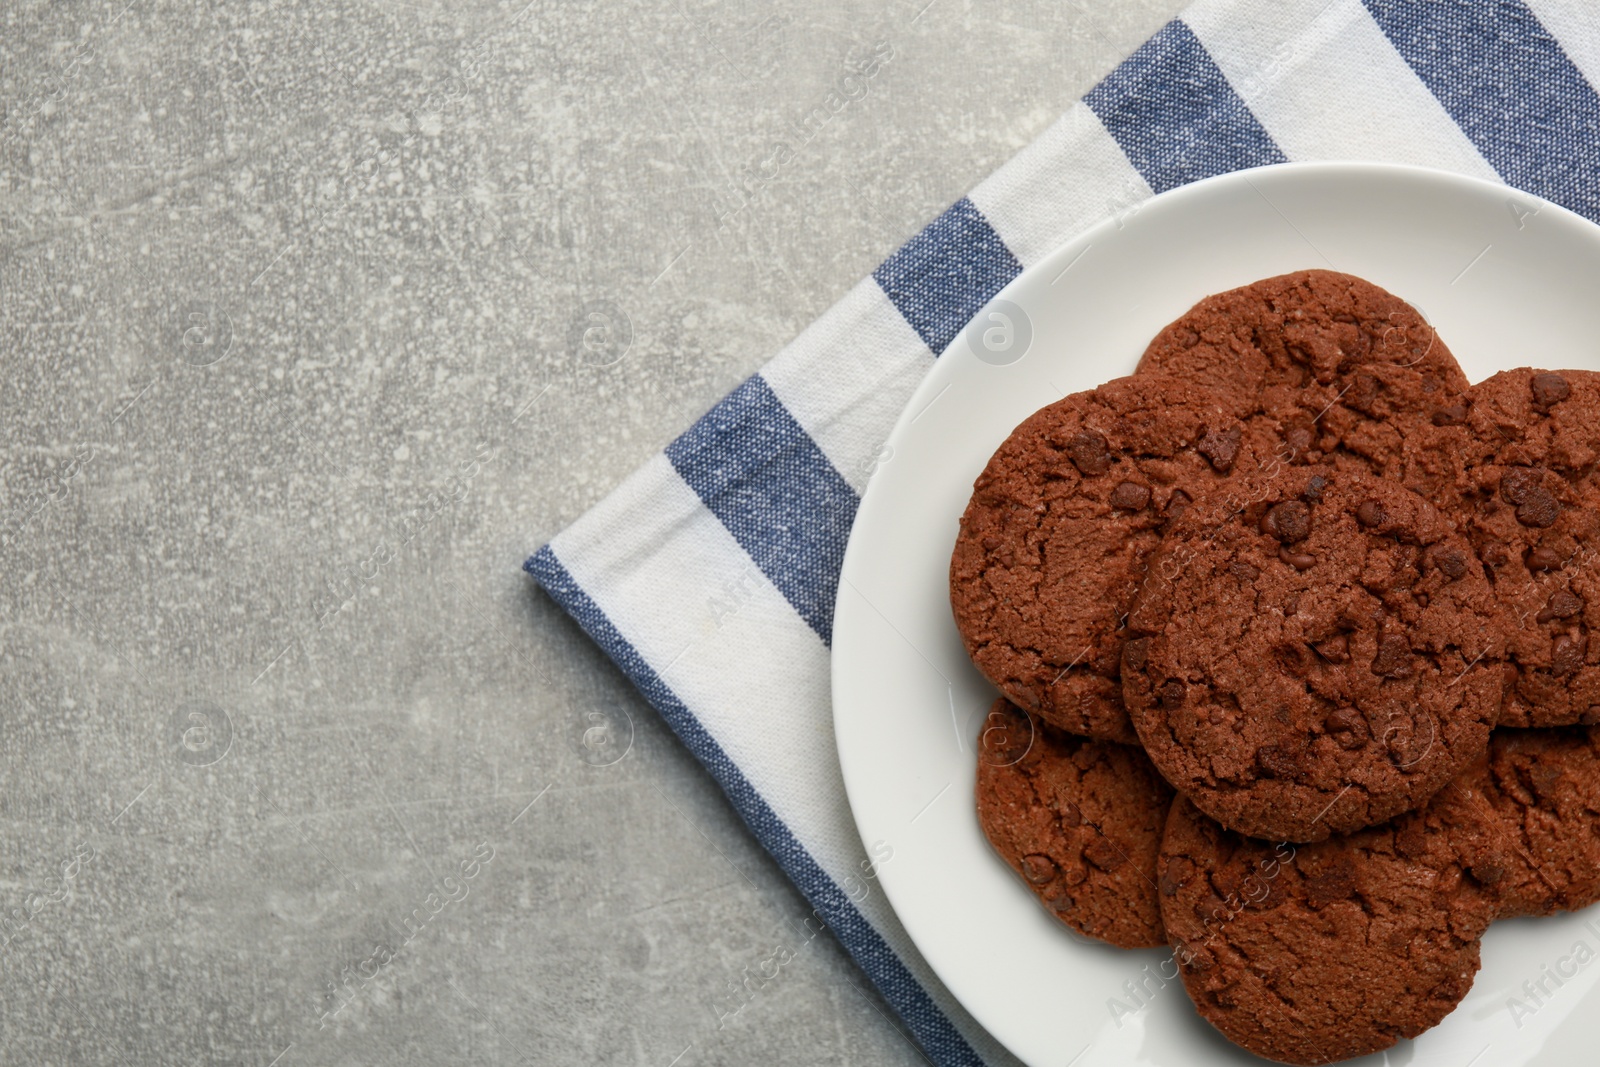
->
[0,2,1189,1063]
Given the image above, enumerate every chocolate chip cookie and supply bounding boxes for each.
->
[950,373,1287,743]
[1123,466,1506,841]
[1159,795,1497,1065]
[975,699,1173,948]
[1137,270,1474,507]
[1458,369,1600,727]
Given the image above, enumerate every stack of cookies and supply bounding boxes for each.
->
[952,271,1600,1065]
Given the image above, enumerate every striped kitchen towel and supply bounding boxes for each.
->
[525,2,1600,1062]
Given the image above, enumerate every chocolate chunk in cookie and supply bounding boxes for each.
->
[1159,795,1496,1066]
[1458,369,1600,727]
[975,700,1173,948]
[950,373,1283,742]
[1124,466,1506,841]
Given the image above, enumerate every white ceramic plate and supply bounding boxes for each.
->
[832,162,1600,1067]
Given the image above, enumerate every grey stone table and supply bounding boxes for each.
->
[0,2,1192,1063]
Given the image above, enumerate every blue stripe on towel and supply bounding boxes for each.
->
[664,374,858,645]
[1362,0,1600,222]
[872,197,1023,357]
[523,546,985,1067]
[1085,18,1287,192]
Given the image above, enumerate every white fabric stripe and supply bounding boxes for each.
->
[559,461,849,871]
[968,104,1153,269]
[549,458,1013,1063]
[760,277,934,497]
[1525,0,1600,95]
[1183,0,1500,181]
[549,456,860,886]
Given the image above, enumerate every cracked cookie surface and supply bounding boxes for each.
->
[949,373,1286,742]
[1457,368,1600,727]
[1158,794,1496,1066]
[1123,466,1506,841]
[1443,725,1600,917]
[1159,726,1600,1064]
[1136,269,1474,507]
[974,699,1173,948]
